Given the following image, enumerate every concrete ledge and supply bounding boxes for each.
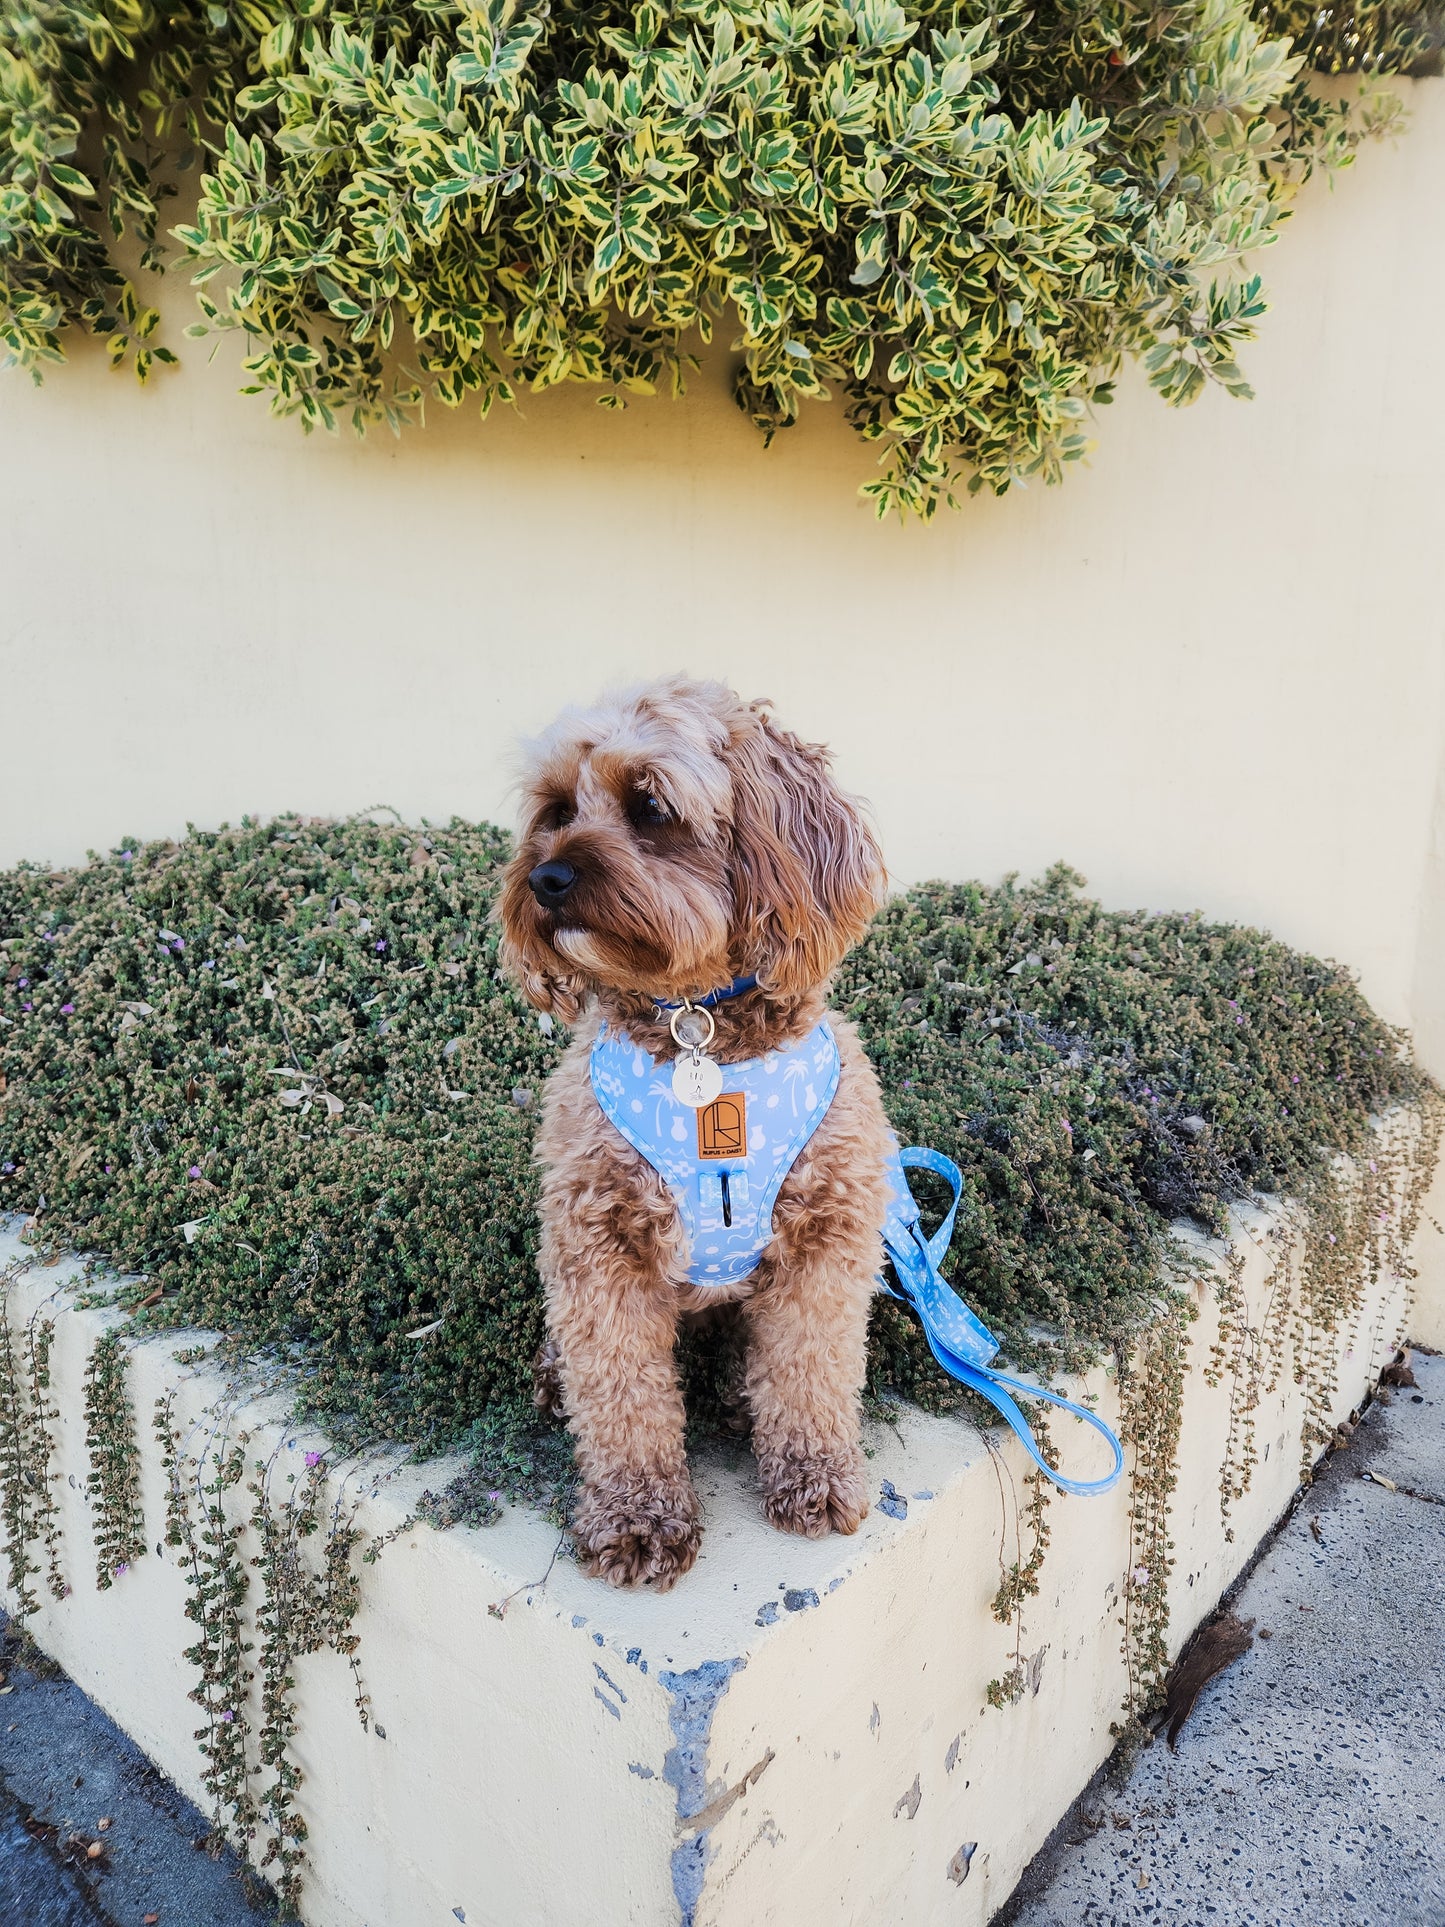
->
[1,1139,1438,1927]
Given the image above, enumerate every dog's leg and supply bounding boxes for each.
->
[550,1264,702,1589]
[742,1252,873,1539]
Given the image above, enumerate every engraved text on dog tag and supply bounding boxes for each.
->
[673,1052,724,1108]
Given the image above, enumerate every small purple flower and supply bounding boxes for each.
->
[16,978,27,989]
[1226,999,1237,1008]
[1061,1118,1072,1133]
[1,1163,14,1176]
[119,851,133,863]
[1291,1075,1299,1084]
[114,1562,129,1577]
[42,932,54,943]
[189,1165,202,1179]
[202,960,214,970]
[172,938,185,953]
[21,1003,32,1013]
[60,1003,74,1015]
[374,940,387,953]
[488,1489,501,1502]
[305,1451,323,1468]
[104,1163,112,1174]
[221,1710,235,1723]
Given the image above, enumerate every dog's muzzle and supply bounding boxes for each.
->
[528,859,577,909]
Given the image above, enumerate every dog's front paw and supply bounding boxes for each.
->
[759,1447,868,1539]
[572,1472,702,1590]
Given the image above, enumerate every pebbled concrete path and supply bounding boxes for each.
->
[1003,1352,1445,1927]
[0,1615,272,1927]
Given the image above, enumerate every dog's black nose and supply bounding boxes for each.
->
[528,859,577,908]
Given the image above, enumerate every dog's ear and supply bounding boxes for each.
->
[728,709,885,998]
[495,871,586,1023]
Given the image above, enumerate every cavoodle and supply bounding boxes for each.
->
[499,676,892,1589]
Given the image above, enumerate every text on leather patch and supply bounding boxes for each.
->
[696,1092,748,1161]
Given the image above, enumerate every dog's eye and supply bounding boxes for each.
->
[629,792,669,828]
[543,798,574,830]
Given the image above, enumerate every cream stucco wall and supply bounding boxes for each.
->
[2,84,1444,1052]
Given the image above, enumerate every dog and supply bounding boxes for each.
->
[498,677,893,1589]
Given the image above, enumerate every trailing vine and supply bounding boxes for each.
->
[155,1392,257,1843]
[23,1311,64,1601]
[0,1271,42,1619]
[250,1446,372,1913]
[82,1328,148,1589]
[985,1413,1053,1709]
[154,1387,401,1918]
[1111,1288,1195,1743]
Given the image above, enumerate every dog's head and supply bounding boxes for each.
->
[498,677,885,1019]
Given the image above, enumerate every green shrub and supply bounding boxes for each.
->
[0,0,1437,514]
[0,820,1432,1451]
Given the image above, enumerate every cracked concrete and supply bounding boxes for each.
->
[1001,1353,1445,1927]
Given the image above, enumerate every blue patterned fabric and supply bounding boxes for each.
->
[589,1019,841,1287]
[588,1022,1124,1495]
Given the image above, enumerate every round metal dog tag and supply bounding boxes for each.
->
[673,1052,724,1108]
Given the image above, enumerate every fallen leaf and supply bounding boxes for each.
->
[86,1840,104,1859]
[145,1915,160,1924]
[1381,1348,1416,1389]
[97,1816,111,1831]
[1258,1628,1273,1639]
[1309,1517,1323,1544]
[180,1220,204,1244]
[1162,1610,1255,1749]
[139,1289,164,1309]
[185,1077,198,1103]
[406,1319,444,1341]
[1137,1871,1150,1888]
[1366,1472,1398,1492]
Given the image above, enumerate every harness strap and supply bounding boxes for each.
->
[882,1148,1124,1498]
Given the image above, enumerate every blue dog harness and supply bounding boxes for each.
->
[590,1017,1123,1496]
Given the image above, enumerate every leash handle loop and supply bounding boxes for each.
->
[882,1147,1124,1497]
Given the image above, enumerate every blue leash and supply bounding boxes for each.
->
[880,1146,1124,1497]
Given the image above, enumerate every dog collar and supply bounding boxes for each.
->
[651,974,758,1013]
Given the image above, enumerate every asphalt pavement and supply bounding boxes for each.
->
[1003,1352,1445,1927]
[0,1622,271,1927]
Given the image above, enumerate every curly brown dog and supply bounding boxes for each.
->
[498,677,894,1590]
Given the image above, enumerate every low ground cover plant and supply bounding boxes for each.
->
[1,1,1440,513]
[0,816,1431,1451]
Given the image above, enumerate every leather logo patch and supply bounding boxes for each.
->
[696,1092,747,1161]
